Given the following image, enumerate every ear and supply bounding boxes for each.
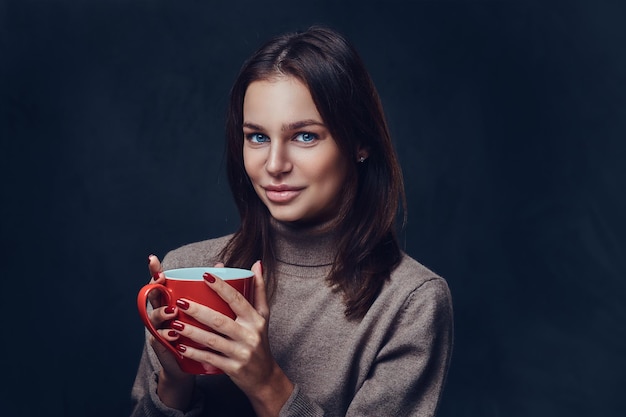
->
[356,147,370,163]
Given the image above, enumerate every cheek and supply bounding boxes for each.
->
[309,154,349,193]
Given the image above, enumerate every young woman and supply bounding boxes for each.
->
[131,26,453,417]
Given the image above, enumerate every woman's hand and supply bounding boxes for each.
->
[146,255,194,410]
[172,260,294,417]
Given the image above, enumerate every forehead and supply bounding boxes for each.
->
[243,76,323,124]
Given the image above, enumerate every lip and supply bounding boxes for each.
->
[263,185,304,203]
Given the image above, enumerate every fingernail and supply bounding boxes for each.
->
[203,272,216,283]
[148,254,154,263]
[152,272,160,280]
[171,321,185,331]
[176,299,190,310]
[164,306,175,314]
[176,344,187,353]
[258,260,263,275]
[168,330,178,337]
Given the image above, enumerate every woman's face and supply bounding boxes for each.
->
[242,76,349,224]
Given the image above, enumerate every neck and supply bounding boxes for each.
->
[270,217,338,268]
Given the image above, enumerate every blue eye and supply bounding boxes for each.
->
[295,132,317,143]
[247,133,270,143]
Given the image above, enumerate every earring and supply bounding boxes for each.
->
[358,156,366,163]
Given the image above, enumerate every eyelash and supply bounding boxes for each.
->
[294,132,318,143]
[246,133,270,143]
[245,132,319,144]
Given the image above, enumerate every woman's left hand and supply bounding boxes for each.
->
[173,260,294,417]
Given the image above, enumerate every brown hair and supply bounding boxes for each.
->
[220,26,406,319]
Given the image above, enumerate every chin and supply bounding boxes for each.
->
[269,212,305,223]
[269,210,334,227]
[266,206,307,223]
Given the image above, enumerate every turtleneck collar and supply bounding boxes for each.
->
[270,217,338,269]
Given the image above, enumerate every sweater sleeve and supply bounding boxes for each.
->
[130,337,206,417]
[129,238,255,417]
[277,277,453,417]
[278,384,325,417]
[345,277,453,417]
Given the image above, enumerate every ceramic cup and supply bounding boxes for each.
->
[137,267,254,374]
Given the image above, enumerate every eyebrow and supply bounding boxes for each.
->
[242,119,325,131]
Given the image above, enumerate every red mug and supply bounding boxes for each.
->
[137,267,254,374]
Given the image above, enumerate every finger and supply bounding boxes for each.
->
[149,334,181,361]
[214,262,225,268]
[147,254,165,306]
[148,305,178,328]
[203,273,253,319]
[175,299,239,339]
[251,260,269,319]
[169,318,235,357]
[176,343,235,374]
[157,327,181,342]
[148,254,164,283]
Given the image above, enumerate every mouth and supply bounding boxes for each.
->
[263,185,304,203]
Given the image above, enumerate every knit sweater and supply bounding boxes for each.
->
[131,221,453,416]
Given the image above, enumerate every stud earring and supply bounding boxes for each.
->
[358,156,366,163]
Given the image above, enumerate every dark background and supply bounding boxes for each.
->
[2,0,625,416]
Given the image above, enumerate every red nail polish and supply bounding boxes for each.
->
[176,344,187,353]
[203,272,216,283]
[152,272,160,280]
[168,330,178,337]
[171,321,185,331]
[164,306,175,314]
[176,299,190,310]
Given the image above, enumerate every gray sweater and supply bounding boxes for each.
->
[131,221,453,416]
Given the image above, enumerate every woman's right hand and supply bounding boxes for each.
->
[147,254,195,410]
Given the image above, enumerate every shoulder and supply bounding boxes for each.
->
[161,234,233,270]
[390,253,447,288]
[384,253,452,312]
[364,252,453,349]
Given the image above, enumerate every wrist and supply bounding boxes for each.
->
[157,369,195,411]
[249,365,294,417]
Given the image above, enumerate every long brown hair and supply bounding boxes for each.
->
[220,26,406,319]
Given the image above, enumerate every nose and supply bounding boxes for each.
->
[265,142,292,176]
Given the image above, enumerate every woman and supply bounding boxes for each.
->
[131,26,453,417]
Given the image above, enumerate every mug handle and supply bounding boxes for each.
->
[136,283,181,358]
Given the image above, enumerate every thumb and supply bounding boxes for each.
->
[148,254,164,283]
[251,260,269,319]
[147,254,165,307]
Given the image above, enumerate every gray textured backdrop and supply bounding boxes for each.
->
[2,0,625,416]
